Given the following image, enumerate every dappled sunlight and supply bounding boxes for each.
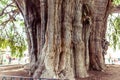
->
[0,64,30,78]
[1,68,24,73]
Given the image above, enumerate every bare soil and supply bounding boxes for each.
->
[0,64,120,80]
[0,64,30,80]
[79,64,120,80]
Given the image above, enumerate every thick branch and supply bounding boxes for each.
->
[13,0,24,16]
[111,5,120,13]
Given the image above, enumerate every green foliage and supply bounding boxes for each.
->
[0,0,27,57]
[107,14,120,50]
[113,0,120,6]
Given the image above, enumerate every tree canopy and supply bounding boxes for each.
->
[0,0,27,57]
[105,0,120,50]
[113,0,120,6]
[107,14,120,50]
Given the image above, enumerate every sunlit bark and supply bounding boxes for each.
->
[14,0,112,79]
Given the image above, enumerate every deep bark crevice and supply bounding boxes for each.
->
[14,0,112,79]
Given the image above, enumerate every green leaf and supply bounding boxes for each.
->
[0,0,27,58]
[107,14,120,50]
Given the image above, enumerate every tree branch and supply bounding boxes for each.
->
[13,0,24,16]
[111,5,120,13]
[0,2,14,16]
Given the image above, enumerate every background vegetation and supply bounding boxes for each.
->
[0,0,27,57]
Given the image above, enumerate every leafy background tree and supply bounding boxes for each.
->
[113,0,120,6]
[107,14,120,50]
[106,0,120,50]
[0,0,27,57]
[107,0,120,50]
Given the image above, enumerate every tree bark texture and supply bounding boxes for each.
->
[14,0,112,79]
[89,0,111,70]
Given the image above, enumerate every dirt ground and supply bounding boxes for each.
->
[0,64,120,80]
[80,64,120,80]
[0,64,30,80]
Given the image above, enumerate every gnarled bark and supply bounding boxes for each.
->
[89,0,111,70]
[14,0,112,79]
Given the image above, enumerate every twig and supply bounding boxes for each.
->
[0,2,14,16]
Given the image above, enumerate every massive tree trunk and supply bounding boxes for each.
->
[89,0,112,70]
[14,0,112,79]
